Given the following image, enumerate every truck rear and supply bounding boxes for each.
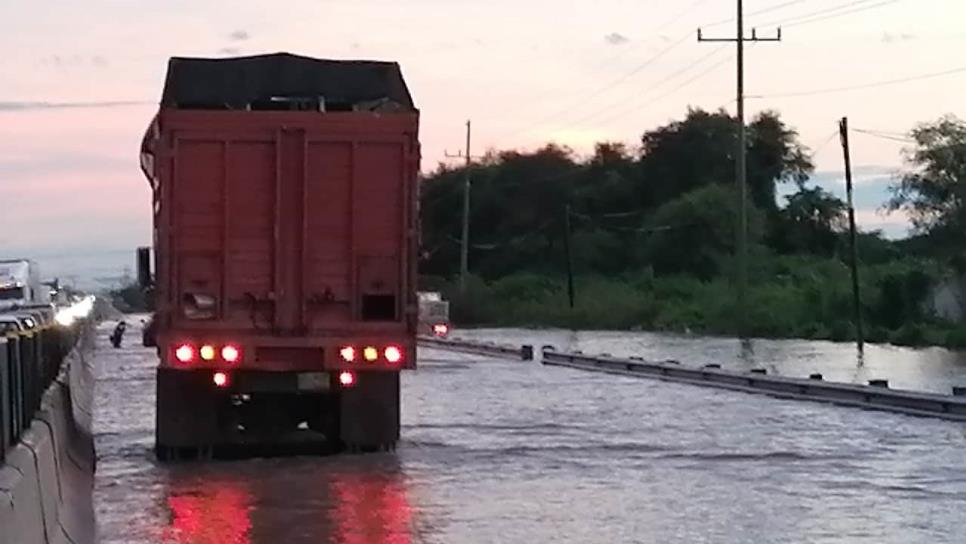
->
[139,53,419,457]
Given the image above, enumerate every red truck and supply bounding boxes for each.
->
[138,53,419,458]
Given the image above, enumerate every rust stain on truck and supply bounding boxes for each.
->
[138,52,420,458]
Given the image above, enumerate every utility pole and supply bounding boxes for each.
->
[698,1,781,338]
[839,117,865,353]
[445,120,476,293]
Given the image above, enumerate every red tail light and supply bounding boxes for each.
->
[384,346,403,364]
[339,371,356,387]
[213,371,229,388]
[340,346,356,363]
[363,346,378,362]
[221,345,241,363]
[175,344,195,363]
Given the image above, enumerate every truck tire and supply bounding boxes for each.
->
[155,368,226,460]
[338,371,400,452]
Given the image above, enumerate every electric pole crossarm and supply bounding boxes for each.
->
[698,27,782,42]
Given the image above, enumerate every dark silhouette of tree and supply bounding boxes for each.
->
[769,186,847,256]
[420,108,815,280]
[888,115,966,269]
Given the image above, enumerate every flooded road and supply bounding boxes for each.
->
[94,322,966,543]
[456,328,966,394]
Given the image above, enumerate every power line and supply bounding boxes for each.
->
[700,0,809,28]
[809,129,841,156]
[852,128,912,144]
[851,127,910,138]
[852,129,966,154]
[563,0,710,80]
[491,31,694,145]
[556,45,731,131]
[487,1,732,146]
[757,0,902,28]
[753,64,966,98]
[592,52,735,128]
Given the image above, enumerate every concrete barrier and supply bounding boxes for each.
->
[0,321,95,544]
[542,349,966,422]
[417,336,534,361]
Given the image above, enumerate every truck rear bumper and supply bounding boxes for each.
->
[155,333,416,371]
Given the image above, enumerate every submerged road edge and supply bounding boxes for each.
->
[543,349,966,422]
[0,321,95,544]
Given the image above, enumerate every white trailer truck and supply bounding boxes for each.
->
[0,259,49,310]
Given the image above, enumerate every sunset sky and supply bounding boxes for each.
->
[1,0,963,285]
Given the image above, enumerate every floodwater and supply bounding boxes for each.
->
[455,328,966,395]
[94,322,966,543]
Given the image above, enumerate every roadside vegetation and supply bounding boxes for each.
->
[419,109,966,349]
[107,271,151,313]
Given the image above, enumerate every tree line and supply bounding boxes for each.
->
[418,108,966,347]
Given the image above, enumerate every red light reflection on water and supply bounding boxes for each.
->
[330,471,414,544]
[164,481,253,544]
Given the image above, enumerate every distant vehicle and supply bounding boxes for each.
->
[139,53,420,458]
[418,292,450,337]
[0,259,49,311]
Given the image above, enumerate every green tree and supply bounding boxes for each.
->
[637,108,813,212]
[769,186,847,256]
[641,184,764,279]
[419,108,814,281]
[888,115,966,268]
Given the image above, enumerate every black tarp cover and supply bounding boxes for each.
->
[160,52,416,111]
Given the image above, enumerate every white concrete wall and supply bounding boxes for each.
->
[0,323,95,544]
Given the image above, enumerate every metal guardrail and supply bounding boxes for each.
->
[542,349,966,421]
[417,336,534,361]
[1,310,86,464]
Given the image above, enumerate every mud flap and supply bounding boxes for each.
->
[155,368,225,449]
[338,371,400,449]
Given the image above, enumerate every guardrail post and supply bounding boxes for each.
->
[39,326,50,386]
[7,334,22,446]
[0,337,8,463]
[42,326,58,387]
[19,332,37,428]
[521,345,533,361]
